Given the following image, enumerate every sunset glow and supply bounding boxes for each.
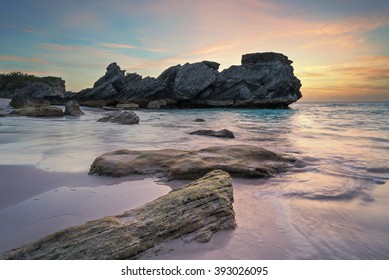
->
[1,0,388,101]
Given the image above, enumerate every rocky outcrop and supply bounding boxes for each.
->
[189,129,235,138]
[0,73,66,100]
[97,111,140,125]
[64,100,84,116]
[10,106,64,117]
[89,145,295,180]
[75,52,301,109]
[4,170,235,260]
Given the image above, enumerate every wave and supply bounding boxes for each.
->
[283,188,374,202]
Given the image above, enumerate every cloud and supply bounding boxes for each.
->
[0,55,48,64]
[98,43,137,49]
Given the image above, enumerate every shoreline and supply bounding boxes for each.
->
[0,164,171,254]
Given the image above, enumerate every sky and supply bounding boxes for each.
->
[0,0,388,101]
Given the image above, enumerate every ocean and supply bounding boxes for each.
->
[0,99,388,259]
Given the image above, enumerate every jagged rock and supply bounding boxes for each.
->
[75,52,301,109]
[89,145,295,180]
[97,111,139,125]
[64,100,84,116]
[189,129,235,138]
[10,106,64,117]
[3,170,235,260]
[9,96,50,109]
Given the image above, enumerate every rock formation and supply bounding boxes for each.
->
[75,52,301,109]
[97,111,140,125]
[4,170,235,260]
[189,129,235,138]
[64,100,84,116]
[10,106,64,117]
[89,145,295,180]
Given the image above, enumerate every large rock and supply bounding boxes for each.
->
[89,145,295,180]
[10,106,64,117]
[189,129,235,138]
[97,111,140,125]
[3,170,235,260]
[64,100,84,116]
[75,52,301,109]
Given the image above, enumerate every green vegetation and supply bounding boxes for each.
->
[0,71,61,91]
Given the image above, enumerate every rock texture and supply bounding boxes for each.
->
[75,52,301,108]
[97,111,140,125]
[10,106,64,117]
[4,170,235,260]
[89,145,295,180]
[189,129,235,138]
[64,100,84,116]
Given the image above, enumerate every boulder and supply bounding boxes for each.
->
[3,170,235,260]
[10,106,64,117]
[89,145,295,180]
[97,111,139,125]
[9,96,50,109]
[189,129,235,138]
[64,100,84,116]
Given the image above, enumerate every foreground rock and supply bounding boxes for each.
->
[4,170,235,260]
[10,106,64,117]
[189,129,235,138]
[97,111,140,125]
[64,100,84,116]
[76,52,301,109]
[89,145,295,180]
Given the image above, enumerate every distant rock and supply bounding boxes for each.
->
[75,52,302,109]
[97,111,139,125]
[89,145,295,180]
[102,106,121,111]
[10,106,64,117]
[64,100,84,116]
[0,73,66,101]
[116,103,139,110]
[194,118,205,122]
[189,129,235,138]
[4,170,236,260]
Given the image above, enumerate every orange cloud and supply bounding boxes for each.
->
[0,55,48,64]
[98,43,137,49]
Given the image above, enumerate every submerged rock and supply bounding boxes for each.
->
[64,100,84,116]
[4,170,235,260]
[189,129,235,138]
[10,106,64,117]
[89,145,295,180]
[97,111,139,125]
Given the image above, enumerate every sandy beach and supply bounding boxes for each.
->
[0,164,171,254]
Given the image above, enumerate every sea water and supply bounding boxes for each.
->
[0,99,388,259]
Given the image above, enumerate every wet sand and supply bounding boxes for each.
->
[0,165,171,254]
